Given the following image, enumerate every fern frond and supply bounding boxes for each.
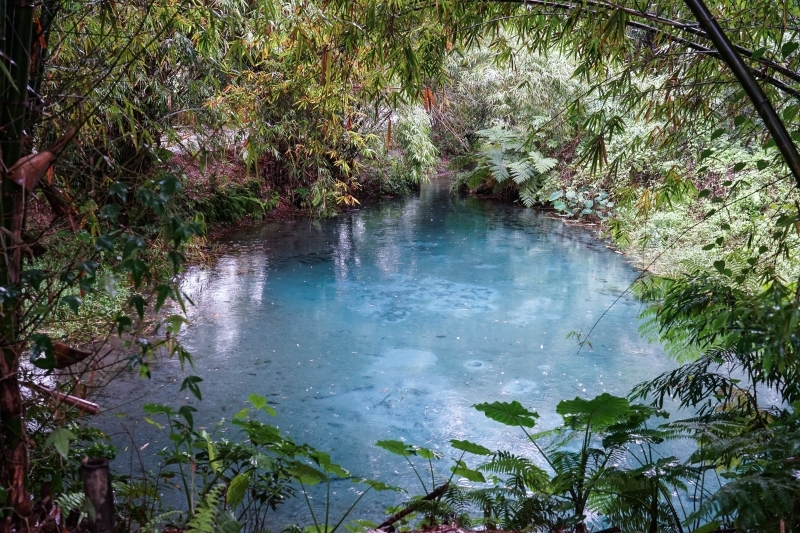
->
[479,452,549,493]
[519,184,538,207]
[508,160,534,185]
[143,510,185,533]
[186,485,240,533]
[528,151,558,173]
[486,150,510,183]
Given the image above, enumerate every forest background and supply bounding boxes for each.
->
[1,0,800,532]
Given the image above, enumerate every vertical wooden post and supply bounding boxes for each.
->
[81,458,116,533]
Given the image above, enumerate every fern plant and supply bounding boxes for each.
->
[186,485,241,533]
[454,126,557,206]
[464,394,691,532]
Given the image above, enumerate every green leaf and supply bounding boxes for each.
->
[22,269,46,290]
[548,190,564,201]
[61,295,82,314]
[180,376,203,401]
[450,439,491,455]
[474,401,538,427]
[95,234,115,252]
[178,405,196,429]
[226,472,251,508]
[123,235,146,260]
[201,430,222,474]
[217,513,242,533]
[154,284,173,311]
[451,460,486,482]
[756,159,769,170]
[556,393,630,429]
[782,42,799,58]
[361,479,401,492]
[30,333,55,370]
[248,393,277,416]
[128,295,146,319]
[287,463,328,485]
[311,451,351,477]
[713,260,727,275]
[710,128,725,140]
[415,446,443,460]
[143,403,172,415]
[692,522,721,533]
[733,162,746,172]
[164,314,189,335]
[376,439,414,456]
[100,204,122,221]
[46,428,77,459]
[109,182,129,201]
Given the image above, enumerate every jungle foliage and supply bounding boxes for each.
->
[2,0,800,532]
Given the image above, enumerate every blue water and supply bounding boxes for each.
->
[98,177,676,525]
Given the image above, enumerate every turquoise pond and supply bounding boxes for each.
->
[98,177,680,524]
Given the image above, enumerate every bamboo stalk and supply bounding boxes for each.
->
[23,382,100,415]
[682,0,800,188]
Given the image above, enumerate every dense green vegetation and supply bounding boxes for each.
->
[2,0,800,532]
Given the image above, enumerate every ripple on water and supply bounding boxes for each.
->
[508,297,554,325]
[353,277,496,322]
[465,360,487,370]
[503,379,537,394]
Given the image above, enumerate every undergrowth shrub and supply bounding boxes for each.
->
[192,180,279,225]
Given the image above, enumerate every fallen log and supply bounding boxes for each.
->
[377,483,449,531]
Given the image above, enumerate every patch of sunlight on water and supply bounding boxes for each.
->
[97,177,678,526]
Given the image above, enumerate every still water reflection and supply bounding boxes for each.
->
[98,178,675,524]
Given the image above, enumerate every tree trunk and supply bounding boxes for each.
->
[0,0,34,522]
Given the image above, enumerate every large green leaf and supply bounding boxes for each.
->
[376,439,414,456]
[416,446,443,460]
[450,439,492,455]
[310,450,350,477]
[451,460,486,483]
[474,401,539,427]
[360,479,402,492]
[287,463,328,485]
[226,472,251,508]
[556,393,630,429]
[45,428,76,459]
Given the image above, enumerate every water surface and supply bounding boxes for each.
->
[99,178,675,524]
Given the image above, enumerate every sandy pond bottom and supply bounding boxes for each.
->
[97,178,678,526]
